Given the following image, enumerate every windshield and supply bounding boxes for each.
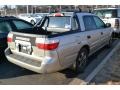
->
[93,9,117,18]
[43,16,71,28]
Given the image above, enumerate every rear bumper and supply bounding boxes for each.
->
[5,48,61,73]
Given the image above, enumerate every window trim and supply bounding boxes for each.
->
[83,15,107,32]
[93,16,106,29]
[0,20,13,33]
[42,16,71,29]
[71,16,79,31]
[41,15,81,32]
[11,19,33,30]
[72,13,81,31]
[83,15,97,31]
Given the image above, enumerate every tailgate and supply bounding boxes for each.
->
[8,32,45,57]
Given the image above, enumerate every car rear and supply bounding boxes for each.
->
[5,30,62,73]
[5,15,72,73]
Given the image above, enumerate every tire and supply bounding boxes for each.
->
[72,48,89,74]
[112,32,115,38]
[31,20,35,25]
[107,36,113,48]
[0,48,5,63]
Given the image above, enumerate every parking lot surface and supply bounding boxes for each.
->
[90,42,120,85]
[0,39,119,85]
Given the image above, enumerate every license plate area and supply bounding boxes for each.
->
[15,40,32,55]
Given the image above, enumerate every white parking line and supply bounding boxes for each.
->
[69,40,120,85]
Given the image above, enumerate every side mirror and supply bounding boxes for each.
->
[105,23,111,28]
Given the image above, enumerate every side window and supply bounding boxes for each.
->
[118,9,120,17]
[93,16,105,29]
[71,18,79,30]
[83,16,96,31]
[13,20,33,30]
[0,22,12,33]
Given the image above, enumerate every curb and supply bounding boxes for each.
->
[69,40,120,85]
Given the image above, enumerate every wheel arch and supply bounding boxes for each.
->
[80,45,90,54]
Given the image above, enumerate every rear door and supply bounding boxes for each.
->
[82,15,101,53]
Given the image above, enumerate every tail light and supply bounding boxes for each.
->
[115,19,119,29]
[36,38,59,50]
[7,33,13,43]
[53,13,64,16]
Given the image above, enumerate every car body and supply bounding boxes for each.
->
[93,8,120,36]
[18,14,43,25]
[0,16,33,51]
[5,12,113,73]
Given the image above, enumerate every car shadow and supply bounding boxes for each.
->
[59,51,101,79]
[59,43,115,79]
[0,54,38,79]
[0,47,110,80]
[60,39,118,80]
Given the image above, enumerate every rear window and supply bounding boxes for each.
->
[0,22,12,33]
[43,16,71,29]
[13,20,33,30]
[93,9,117,18]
